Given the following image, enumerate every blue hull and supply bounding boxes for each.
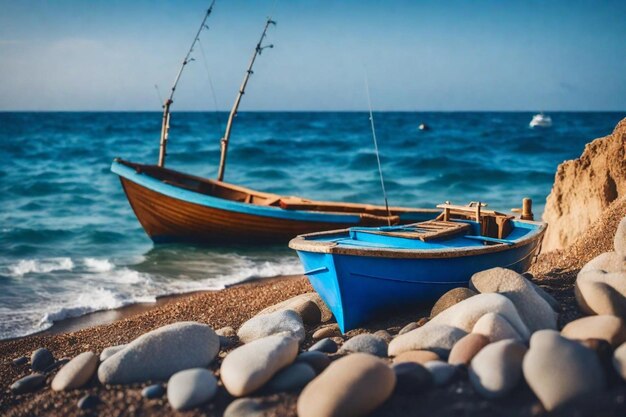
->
[292,220,545,333]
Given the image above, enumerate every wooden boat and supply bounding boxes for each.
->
[112,158,438,244]
[289,201,547,332]
[111,5,439,245]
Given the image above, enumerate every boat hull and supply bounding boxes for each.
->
[295,232,543,333]
[113,160,438,244]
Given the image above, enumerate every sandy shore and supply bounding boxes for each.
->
[2,200,625,416]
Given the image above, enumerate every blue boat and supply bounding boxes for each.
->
[289,202,547,333]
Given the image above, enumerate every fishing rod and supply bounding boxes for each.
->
[364,74,392,226]
[216,16,276,182]
[158,0,217,167]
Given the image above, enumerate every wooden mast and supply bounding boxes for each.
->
[216,17,276,182]
[158,0,216,167]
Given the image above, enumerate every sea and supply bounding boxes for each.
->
[0,111,623,339]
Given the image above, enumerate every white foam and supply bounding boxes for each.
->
[9,257,74,277]
[83,257,114,272]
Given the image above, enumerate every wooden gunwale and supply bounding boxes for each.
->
[288,220,547,259]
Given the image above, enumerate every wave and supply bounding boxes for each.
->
[8,257,74,277]
[83,257,115,272]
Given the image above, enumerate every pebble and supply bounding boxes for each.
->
[98,321,219,385]
[562,315,626,347]
[430,287,477,317]
[448,333,491,366]
[393,350,440,365]
[224,398,272,417]
[100,344,126,362]
[576,263,626,318]
[426,293,530,339]
[470,267,557,333]
[391,362,432,393]
[10,374,47,394]
[51,351,98,391]
[523,330,605,411]
[167,368,218,411]
[297,353,396,417]
[388,324,467,357]
[221,334,299,396]
[216,326,237,337]
[312,324,340,340]
[398,322,419,335]
[529,281,561,312]
[614,342,626,381]
[469,339,527,398]
[141,383,165,399]
[44,358,70,373]
[292,300,322,325]
[12,356,28,366]
[30,348,54,372]
[308,337,338,354]
[581,339,620,386]
[296,351,331,373]
[256,292,333,323]
[472,312,523,342]
[339,334,388,357]
[373,329,393,343]
[424,360,457,387]
[78,394,100,410]
[265,362,316,393]
[580,251,626,274]
[237,309,305,343]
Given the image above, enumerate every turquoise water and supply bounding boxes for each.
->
[0,111,623,339]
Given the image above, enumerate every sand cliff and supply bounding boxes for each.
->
[542,118,626,252]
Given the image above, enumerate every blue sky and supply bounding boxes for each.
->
[0,0,624,111]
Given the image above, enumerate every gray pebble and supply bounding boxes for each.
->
[339,334,388,357]
[265,362,316,393]
[12,356,28,366]
[31,348,54,372]
[78,394,100,410]
[224,397,272,417]
[44,358,70,374]
[10,374,47,394]
[308,338,338,353]
[296,351,331,374]
[392,362,433,393]
[141,383,165,399]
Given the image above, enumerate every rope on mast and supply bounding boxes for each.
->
[364,74,392,226]
[198,37,224,133]
[216,16,276,181]
[158,0,217,167]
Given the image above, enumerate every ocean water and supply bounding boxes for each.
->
[0,111,623,339]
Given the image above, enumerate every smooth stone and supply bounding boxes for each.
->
[373,330,393,343]
[10,373,46,394]
[238,309,305,343]
[51,351,98,391]
[44,358,70,373]
[393,350,440,365]
[98,321,219,385]
[614,342,626,381]
[313,324,340,340]
[220,335,238,349]
[398,322,419,335]
[339,334,387,357]
[581,339,620,386]
[216,326,237,337]
[529,282,561,312]
[615,217,626,256]
[12,356,28,366]
[167,368,218,411]
[265,362,316,393]
[142,383,165,399]
[424,360,457,387]
[297,353,396,417]
[430,287,477,317]
[31,348,54,372]
[580,251,626,274]
[309,338,338,354]
[523,330,605,411]
[471,268,557,333]
[297,351,331,373]
[562,315,626,347]
[224,398,272,417]
[426,293,530,339]
[469,339,527,399]
[388,324,467,357]
[576,267,626,318]
[448,333,491,366]
[292,300,322,325]
[391,362,432,393]
[100,344,126,362]
[78,394,100,410]
[221,334,299,396]
[472,312,523,342]
[256,292,333,323]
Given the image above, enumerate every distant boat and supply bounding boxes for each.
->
[529,113,552,128]
[111,5,439,245]
[289,201,546,332]
[418,123,430,131]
